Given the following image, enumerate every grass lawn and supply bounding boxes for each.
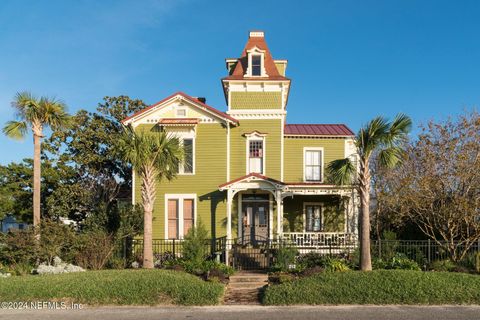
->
[263,270,480,305]
[0,269,224,306]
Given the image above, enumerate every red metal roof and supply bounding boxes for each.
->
[284,124,354,136]
[223,32,290,82]
[121,92,239,125]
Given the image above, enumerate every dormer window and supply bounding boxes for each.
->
[246,47,267,77]
[252,55,261,76]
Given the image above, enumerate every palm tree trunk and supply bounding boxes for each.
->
[141,167,156,269]
[359,160,372,271]
[143,207,154,269]
[33,132,41,230]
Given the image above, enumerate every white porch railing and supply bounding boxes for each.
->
[281,232,357,248]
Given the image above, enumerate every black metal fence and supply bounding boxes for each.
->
[370,239,480,265]
[125,237,480,269]
[128,237,227,261]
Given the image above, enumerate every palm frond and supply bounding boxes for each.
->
[12,91,40,121]
[326,158,356,185]
[39,96,70,129]
[118,126,183,182]
[357,116,390,157]
[2,120,28,140]
[377,146,404,168]
[385,113,412,146]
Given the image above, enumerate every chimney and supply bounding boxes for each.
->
[249,31,264,38]
[196,97,206,104]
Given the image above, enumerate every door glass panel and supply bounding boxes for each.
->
[258,206,266,226]
[305,205,322,232]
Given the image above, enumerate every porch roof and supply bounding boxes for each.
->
[219,173,284,190]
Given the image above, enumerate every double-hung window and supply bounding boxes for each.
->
[305,204,322,232]
[251,54,261,76]
[183,139,193,174]
[167,195,196,239]
[178,138,194,174]
[304,148,323,182]
[248,140,264,174]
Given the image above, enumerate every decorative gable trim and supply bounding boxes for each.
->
[243,130,268,137]
[121,92,239,126]
[219,173,285,191]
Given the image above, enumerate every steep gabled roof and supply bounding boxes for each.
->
[284,124,355,136]
[223,32,290,81]
[121,92,239,125]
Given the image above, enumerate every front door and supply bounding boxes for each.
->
[242,200,269,245]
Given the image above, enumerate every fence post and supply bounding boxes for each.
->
[378,238,382,260]
[172,239,176,257]
[428,239,431,264]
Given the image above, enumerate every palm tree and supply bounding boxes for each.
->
[327,114,412,271]
[118,127,183,269]
[3,91,69,229]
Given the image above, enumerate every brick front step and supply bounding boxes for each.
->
[223,271,268,305]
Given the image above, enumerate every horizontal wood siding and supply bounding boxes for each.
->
[134,123,228,239]
[230,119,282,180]
[284,137,345,182]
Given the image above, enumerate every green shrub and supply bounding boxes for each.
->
[325,258,350,272]
[477,252,480,274]
[297,253,349,272]
[8,262,34,276]
[154,251,178,268]
[459,252,480,273]
[38,220,76,265]
[297,252,328,269]
[272,246,298,272]
[386,253,421,271]
[182,222,209,265]
[263,270,480,305]
[106,256,126,269]
[0,229,37,267]
[73,229,116,270]
[179,259,233,277]
[430,259,457,272]
[373,253,420,271]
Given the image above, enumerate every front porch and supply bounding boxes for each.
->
[219,173,359,262]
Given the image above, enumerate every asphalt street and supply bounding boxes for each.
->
[1,305,480,320]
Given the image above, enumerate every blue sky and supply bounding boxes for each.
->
[1,0,479,164]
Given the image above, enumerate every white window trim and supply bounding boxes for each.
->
[178,138,195,175]
[164,194,197,239]
[246,47,267,77]
[303,202,324,233]
[303,147,324,182]
[245,133,267,175]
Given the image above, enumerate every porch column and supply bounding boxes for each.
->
[226,189,233,265]
[276,190,283,239]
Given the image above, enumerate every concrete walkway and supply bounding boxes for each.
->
[1,305,480,320]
